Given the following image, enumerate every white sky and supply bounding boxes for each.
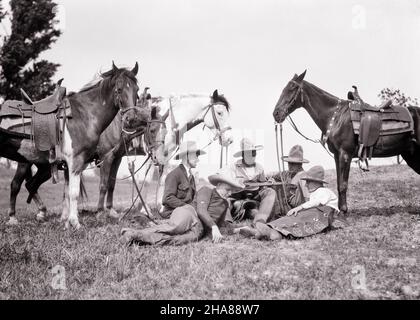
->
[5,0,420,177]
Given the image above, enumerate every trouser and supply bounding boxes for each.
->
[226,187,278,224]
[129,204,205,245]
[267,206,336,238]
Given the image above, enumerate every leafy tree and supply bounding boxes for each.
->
[0,0,61,101]
[379,88,418,107]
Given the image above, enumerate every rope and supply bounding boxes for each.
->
[274,123,290,211]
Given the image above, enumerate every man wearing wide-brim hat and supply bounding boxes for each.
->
[227,137,277,225]
[159,141,206,219]
[269,145,310,215]
[121,170,244,245]
[237,165,340,240]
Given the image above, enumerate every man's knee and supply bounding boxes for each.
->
[260,188,276,200]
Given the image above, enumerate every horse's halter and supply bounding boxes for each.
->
[283,80,305,116]
[113,76,138,116]
[201,101,231,145]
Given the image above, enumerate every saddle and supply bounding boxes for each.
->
[348,86,414,168]
[0,80,72,183]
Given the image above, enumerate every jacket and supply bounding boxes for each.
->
[161,164,197,218]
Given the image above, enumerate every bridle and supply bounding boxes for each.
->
[142,98,232,166]
[201,100,232,146]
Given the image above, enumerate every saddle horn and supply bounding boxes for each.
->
[20,88,34,106]
[57,78,64,87]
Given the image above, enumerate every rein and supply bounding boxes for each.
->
[281,81,337,160]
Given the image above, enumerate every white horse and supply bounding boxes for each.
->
[139,89,233,212]
[147,90,232,164]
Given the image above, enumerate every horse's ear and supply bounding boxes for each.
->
[296,70,307,82]
[212,90,219,100]
[293,74,298,80]
[112,61,119,73]
[57,78,64,87]
[131,62,139,76]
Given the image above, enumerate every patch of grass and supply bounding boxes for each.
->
[0,164,419,299]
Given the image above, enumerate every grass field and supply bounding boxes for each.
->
[0,164,419,300]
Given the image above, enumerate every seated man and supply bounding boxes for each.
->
[269,145,310,215]
[227,138,277,224]
[237,165,339,240]
[120,171,244,245]
[159,141,204,219]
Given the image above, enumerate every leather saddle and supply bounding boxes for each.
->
[0,80,71,183]
[348,86,414,166]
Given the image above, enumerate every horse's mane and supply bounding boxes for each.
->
[212,93,231,112]
[155,93,231,112]
[68,67,138,97]
[303,80,340,102]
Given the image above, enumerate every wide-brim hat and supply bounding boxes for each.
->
[174,141,206,160]
[282,145,309,163]
[233,137,264,158]
[208,171,244,190]
[301,165,328,184]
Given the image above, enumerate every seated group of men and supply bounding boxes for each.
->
[121,138,340,245]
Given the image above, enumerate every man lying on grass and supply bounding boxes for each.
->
[120,171,244,245]
[235,165,340,240]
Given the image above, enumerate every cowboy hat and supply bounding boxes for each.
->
[174,141,206,160]
[208,170,244,190]
[301,165,328,184]
[233,138,264,158]
[282,145,309,163]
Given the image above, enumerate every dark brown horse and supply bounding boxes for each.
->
[95,99,161,217]
[273,71,420,214]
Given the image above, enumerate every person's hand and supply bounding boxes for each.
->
[211,225,223,243]
[287,206,301,216]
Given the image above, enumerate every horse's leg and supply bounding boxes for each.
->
[67,167,81,230]
[401,148,420,174]
[6,162,30,226]
[97,156,112,215]
[27,164,52,221]
[335,150,351,214]
[105,156,122,219]
[61,168,70,223]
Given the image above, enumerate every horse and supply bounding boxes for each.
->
[272,70,420,215]
[137,90,233,213]
[94,90,157,218]
[148,90,233,165]
[0,62,148,229]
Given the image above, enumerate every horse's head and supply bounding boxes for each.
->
[144,104,168,165]
[203,90,233,147]
[103,61,142,131]
[273,70,306,123]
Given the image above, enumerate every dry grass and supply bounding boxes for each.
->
[0,164,419,300]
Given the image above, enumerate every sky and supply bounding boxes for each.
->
[3,0,420,178]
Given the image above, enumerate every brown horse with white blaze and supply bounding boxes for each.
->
[273,70,420,215]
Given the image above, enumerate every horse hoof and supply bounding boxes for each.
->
[6,217,19,226]
[96,210,105,219]
[69,219,81,230]
[36,212,46,222]
[107,208,121,220]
